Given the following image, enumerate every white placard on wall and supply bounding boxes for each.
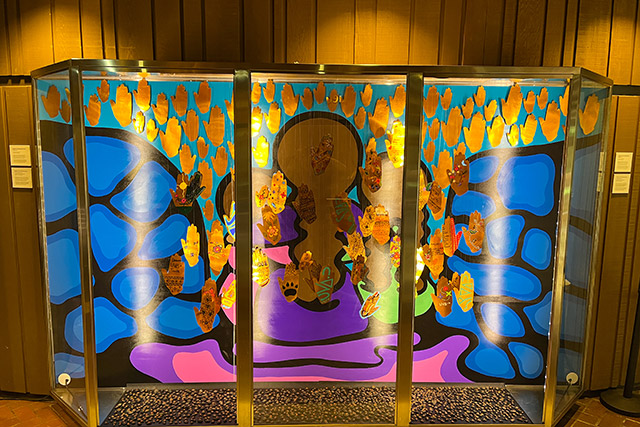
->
[612,173,631,194]
[614,152,633,173]
[9,145,31,167]
[11,167,33,189]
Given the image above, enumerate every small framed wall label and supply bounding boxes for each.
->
[9,145,31,167]
[11,167,32,189]
[614,152,633,173]
[612,173,631,194]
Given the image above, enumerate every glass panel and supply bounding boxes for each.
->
[412,78,569,424]
[35,72,88,422]
[250,74,406,424]
[79,71,237,425]
[554,79,610,421]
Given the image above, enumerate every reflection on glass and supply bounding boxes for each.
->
[412,79,570,424]
[250,75,405,424]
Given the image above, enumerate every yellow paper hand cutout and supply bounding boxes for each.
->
[486,115,505,147]
[474,86,486,107]
[152,93,169,125]
[579,94,600,135]
[97,79,110,103]
[60,100,71,123]
[179,144,196,174]
[194,81,211,114]
[264,79,275,103]
[203,105,225,146]
[207,220,231,275]
[251,106,262,136]
[302,87,313,110]
[442,107,463,147]
[314,81,326,104]
[181,109,199,142]
[181,224,200,267]
[463,112,486,153]
[197,136,209,158]
[147,119,159,142]
[251,82,262,104]
[171,84,188,117]
[253,136,270,168]
[264,102,281,134]
[440,88,452,110]
[385,121,405,168]
[225,95,234,124]
[368,98,390,139]
[523,90,535,114]
[212,146,228,177]
[159,117,182,157]
[341,85,356,117]
[507,125,519,146]
[361,83,373,107]
[560,85,569,116]
[354,107,366,129]
[228,141,234,160]
[453,271,474,312]
[281,83,299,116]
[252,247,270,287]
[484,99,497,121]
[343,231,366,262]
[133,111,145,133]
[199,161,213,199]
[502,84,522,125]
[389,85,406,117]
[110,84,132,127]
[540,101,561,142]
[431,150,452,190]
[327,89,340,112]
[84,94,101,126]
[133,78,151,112]
[462,97,474,119]
[520,114,538,145]
[423,86,439,118]
[537,87,548,110]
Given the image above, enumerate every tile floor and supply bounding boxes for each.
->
[1,394,639,426]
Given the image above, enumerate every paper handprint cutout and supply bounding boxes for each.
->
[194,279,221,333]
[372,204,391,245]
[453,271,474,312]
[257,205,281,245]
[313,266,336,304]
[181,224,200,267]
[310,134,334,175]
[331,192,356,234]
[360,291,381,319]
[344,231,366,261]
[292,183,317,224]
[351,255,369,285]
[426,181,446,221]
[268,171,287,214]
[462,210,485,253]
[442,216,462,257]
[278,263,300,302]
[360,138,382,193]
[162,253,185,295]
[252,247,270,287]
[447,148,469,196]
[208,220,231,276]
[421,229,444,278]
[431,276,453,317]
[170,172,206,208]
[359,205,376,237]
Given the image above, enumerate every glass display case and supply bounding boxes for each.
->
[32,61,612,427]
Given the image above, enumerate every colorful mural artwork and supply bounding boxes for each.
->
[37,74,606,389]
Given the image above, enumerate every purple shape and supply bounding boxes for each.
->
[413,335,471,383]
[255,269,368,342]
[351,204,363,235]
[254,334,418,364]
[253,206,298,245]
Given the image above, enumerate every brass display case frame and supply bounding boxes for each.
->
[31,60,613,427]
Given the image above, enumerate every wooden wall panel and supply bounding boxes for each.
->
[153,0,182,61]
[115,0,153,60]
[354,0,376,64]
[0,1,11,74]
[374,0,411,65]
[500,0,517,65]
[80,0,103,59]
[3,86,48,394]
[482,0,505,66]
[606,0,636,84]
[513,0,546,66]
[563,0,579,66]
[631,4,640,85]
[52,0,82,62]
[204,0,242,62]
[439,0,463,65]
[273,0,286,62]
[287,0,315,63]
[244,0,272,63]
[574,0,613,75]
[409,0,440,65]
[461,0,487,65]
[542,0,567,66]
[182,0,203,61]
[316,0,354,64]
[101,0,117,59]
[17,0,54,74]
[0,88,27,394]
[590,96,640,390]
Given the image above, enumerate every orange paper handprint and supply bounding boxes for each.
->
[520,114,538,145]
[442,107,463,147]
[281,83,299,116]
[181,109,199,142]
[424,86,439,118]
[361,84,373,107]
[354,107,366,129]
[463,112,486,153]
[368,98,390,139]
[159,117,182,157]
[42,85,61,118]
[203,105,225,146]
[208,220,231,275]
[314,81,326,104]
[502,84,522,125]
[327,89,340,112]
[225,95,234,124]
[152,93,169,125]
[523,90,535,114]
[302,87,313,110]
[84,94,101,126]
[179,144,196,174]
[147,119,159,141]
[264,102,281,134]
[341,85,356,117]
[212,146,228,177]
[194,81,211,114]
[579,94,600,135]
[431,150,452,190]
[264,79,275,103]
[540,101,561,141]
[389,85,406,117]
[486,116,505,147]
[110,84,132,127]
[97,79,110,103]
[171,84,188,117]
[462,97,474,119]
[462,210,485,253]
[133,78,151,112]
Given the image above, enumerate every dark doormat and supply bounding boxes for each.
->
[411,385,532,424]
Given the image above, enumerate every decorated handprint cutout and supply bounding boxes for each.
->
[344,231,366,262]
[162,253,185,295]
[442,216,462,257]
[257,205,281,245]
[462,210,485,253]
[331,192,356,234]
[386,121,405,168]
[170,172,206,209]
[446,146,469,196]
[360,138,382,192]
[313,266,335,304]
[390,235,401,268]
[181,224,200,267]
[351,255,369,285]
[359,205,376,238]
[431,276,453,317]
[372,204,391,245]
[453,271,474,312]
[426,181,446,221]
[252,247,270,287]
[310,134,334,175]
[327,89,340,112]
[421,229,444,278]
[194,278,221,333]
[360,291,381,318]
[221,281,236,309]
[292,183,317,224]
[278,263,300,302]
[208,220,231,275]
[223,201,236,240]
[268,171,287,214]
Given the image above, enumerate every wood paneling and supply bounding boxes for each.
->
[273,0,286,63]
[204,0,242,62]
[500,0,517,65]
[563,0,580,66]
[0,1,11,74]
[17,0,54,74]
[354,0,376,64]
[542,0,567,66]
[316,0,354,64]
[287,0,315,63]
[409,0,440,65]
[153,0,182,61]
[461,0,487,65]
[513,0,546,66]
[52,0,82,62]
[574,0,613,75]
[182,0,203,61]
[374,0,411,65]
[101,0,117,59]
[80,0,104,59]
[115,0,153,60]
[439,0,463,65]
[482,0,505,66]
[244,0,272,62]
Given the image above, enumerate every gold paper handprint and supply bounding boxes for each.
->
[424,86,439,118]
[302,87,313,110]
[162,253,185,295]
[389,85,406,117]
[354,107,366,129]
[361,84,373,107]
[197,136,209,158]
[160,117,182,157]
[327,89,340,112]
[228,141,234,160]
[257,205,281,245]
[486,115,505,147]
[314,81,326,104]
[147,119,159,142]
[252,247,270,287]
[179,144,196,174]
[203,105,225,146]
[454,271,474,312]
[368,98,390,139]
[440,88,452,110]
[198,161,213,199]
[59,100,70,123]
[579,94,600,135]
[204,199,214,221]
[523,90,535,114]
[560,85,569,116]
[251,106,262,136]
[431,150,452,190]
[540,101,561,141]
[225,95,234,124]
[251,82,262,104]
[110,84,132,127]
[474,86,486,106]
[194,279,221,333]
[424,139,435,163]
[537,87,548,110]
[42,85,60,118]
[171,84,188,117]
[426,180,446,221]
[358,206,375,237]
[442,107,463,147]
[194,81,211,114]
[429,118,440,141]
[421,229,444,278]
[181,224,200,267]
[252,136,270,168]
[264,79,275,103]
[264,102,281,134]
[502,84,522,125]
[520,114,538,145]
[431,276,453,317]
[341,85,356,117]
[212,146,228,177]
[133,111,145,133]
[462,97,474,119]
[462,210,485,253]
[484,99,497,121]
[207,220,231,275]
[463,112,486,153]
[84,94,101,126]
[268,171,287,214]
[385,121,405,168]
[281,83,299,116]
[97,79,110,103]
[343,231,366,261]
[152,93,169,125]
[507,125,519,146]
[182,109,199,142]
[133,78,151,112]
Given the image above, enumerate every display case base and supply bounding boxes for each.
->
[600,388,640,417]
